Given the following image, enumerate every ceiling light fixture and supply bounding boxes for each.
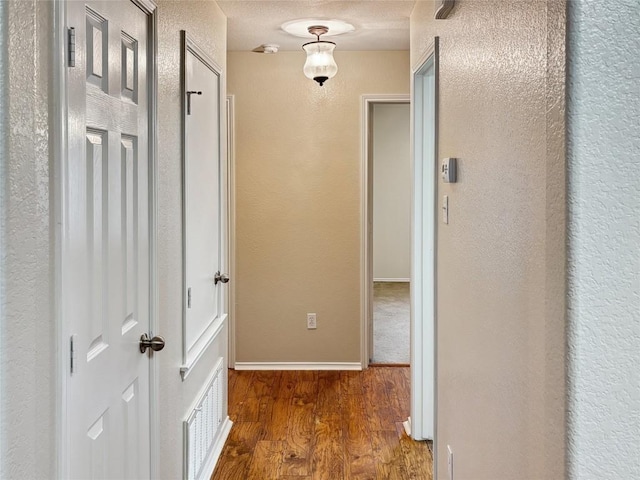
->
[302,26,338,87]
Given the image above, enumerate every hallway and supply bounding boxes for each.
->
[2,1,638,479]
[213,368,432,479]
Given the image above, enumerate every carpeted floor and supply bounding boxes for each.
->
[372,282,410,364]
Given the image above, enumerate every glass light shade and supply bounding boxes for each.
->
[302,40,338,86]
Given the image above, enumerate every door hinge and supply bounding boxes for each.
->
[187,287,192,308]
[67,27,76,67]
[70,334,77,374]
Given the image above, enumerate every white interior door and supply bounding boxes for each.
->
[64,1,154,477]
[185,49,220,350]
[411,46,437,441]
[182,34,227,373]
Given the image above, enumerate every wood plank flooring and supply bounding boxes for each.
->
[212,367,433,480]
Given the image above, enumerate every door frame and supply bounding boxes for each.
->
[54,0,160,476]
[226,94,236,368]
[360,94,410,368]
[410,39,438,443]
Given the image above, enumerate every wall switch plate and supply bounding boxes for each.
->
[443,195,449,224]
[307,313,317,329]
[447,445,454,480]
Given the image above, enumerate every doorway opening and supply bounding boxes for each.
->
[370,102,411,365]
[361,41,438,446]
[361,94,411,370]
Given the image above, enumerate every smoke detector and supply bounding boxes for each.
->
[261,44,279,54]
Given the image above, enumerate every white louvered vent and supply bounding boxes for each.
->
[184,358,225,480]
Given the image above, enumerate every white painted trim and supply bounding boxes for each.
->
[234,362,362,371]
[374,278,411,283]
[226,95,236,368]
[132,0,157,14]
[53,1,68,477]
[361,94,410,367]
[432,43,440,480]
[201,417,233,480]
[410,39,438,444]
[413,45,434,75]
[147,5,160,478]
[180,314,227,380]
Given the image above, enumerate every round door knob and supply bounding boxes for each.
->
[214,271,229,285]
[139,333,166,354]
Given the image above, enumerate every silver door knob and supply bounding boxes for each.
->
[214,271,229,285]
[139,333,165,354]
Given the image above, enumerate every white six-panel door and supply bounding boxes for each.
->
[64,1,153,478]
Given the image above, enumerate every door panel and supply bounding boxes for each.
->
[65,1,151,478]
[410,50,436,441]
[182,37,225,368]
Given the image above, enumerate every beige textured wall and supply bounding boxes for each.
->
[229,51,410,363]
[156,2,227,478]
[411,1,566,479]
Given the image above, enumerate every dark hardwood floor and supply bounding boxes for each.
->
[212,367,433,480]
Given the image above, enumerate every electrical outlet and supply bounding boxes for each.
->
[307,313,317,329]
[447,445,454,480]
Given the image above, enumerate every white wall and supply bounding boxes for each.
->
[567,1,640,478]
[0,1,55,477]
[372,103,411,281]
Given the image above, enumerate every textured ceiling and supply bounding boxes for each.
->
[217,1,417,51]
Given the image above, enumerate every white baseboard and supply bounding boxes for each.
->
[201,417,232,480]
[374,278,410,282]
[233,362,362,371]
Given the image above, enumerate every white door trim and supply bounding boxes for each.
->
[360,94,411,368]
[410,39,438,443]
[226,94,236,368]
[146,4,160,477]
[53,2,68,476]
[55,1,160,476]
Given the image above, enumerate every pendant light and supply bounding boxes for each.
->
[302,26,338,86]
